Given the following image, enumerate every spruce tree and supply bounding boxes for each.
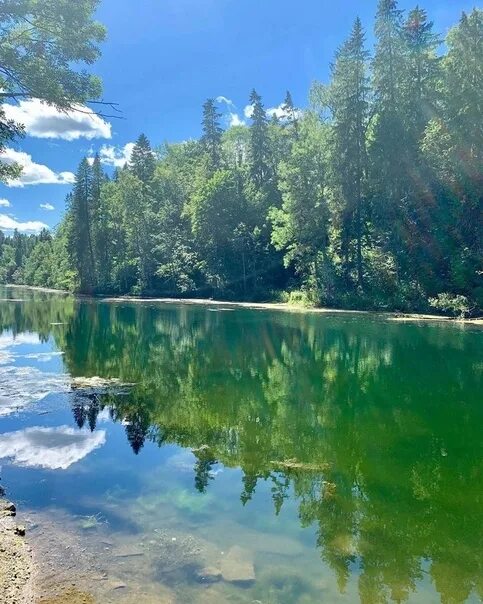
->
[129,134,156,183]
[328,17,369,287]
[201,98,223,171]
[281,90,299,137]
[370,0,408,275]
[403,6,440,138]
[68,158,96,291]
[248,89,272,187]
[125,134,158,291]
[91,154,111,289]
[373,0,404,110]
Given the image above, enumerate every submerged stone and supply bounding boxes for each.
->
[270,458,330,472]
[2,500,16,515]
[195,565,222,583]
[220,546,255,584]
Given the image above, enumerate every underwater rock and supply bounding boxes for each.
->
[220,546,255,584]
[2,500,16,516]
[270,459,330,472]
[70,376,135,391]
[322,481,337,499]
[15,525,26,537]
[195,566,222,583]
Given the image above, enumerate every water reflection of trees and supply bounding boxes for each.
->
[1,289,482,603]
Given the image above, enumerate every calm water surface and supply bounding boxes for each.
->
[0,285,481,603]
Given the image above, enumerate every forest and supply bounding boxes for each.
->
[0,3,481,316]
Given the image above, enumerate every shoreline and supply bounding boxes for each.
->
[0,496,34,604]
[5,284,483,326]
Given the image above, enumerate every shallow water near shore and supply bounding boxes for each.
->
[0,285,481,603]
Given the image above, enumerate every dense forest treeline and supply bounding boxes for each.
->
[1,2,482,315]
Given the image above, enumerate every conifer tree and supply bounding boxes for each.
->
[68,158,96,291]
[248,89,272,187]
[328,17,369,287]
[129,134,156,183]
[281,90,299,137]
[91,155,111,289]
[125,134,158,291]
[370,0,408,273]
[201,98,223,171]
[402,6,440,137]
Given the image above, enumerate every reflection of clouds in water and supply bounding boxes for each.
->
[0,426,106,470]
[0,332,41,347]
[0,332,43,365]
[167,450,196,472]
[24,351,64,362]
[0,331,68,415]
[0,351,13,365]
[0,365,69,416]
[96,408,112,424]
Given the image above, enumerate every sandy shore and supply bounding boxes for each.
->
[0,497,34,604]
[100,296,483,325]
[5,284,70,295]
[5,284,482,326]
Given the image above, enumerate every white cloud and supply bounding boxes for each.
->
[0,214,48,233]
[243,103,303,122]
[3,99,111,141]
[92,142,135,168]
[0,426,106,470]
[40,203,55,211]
[266,103,303,121]
[2,147,75,187]
[216,96,234,107]
[229,113,246,127]
[244,104,254,119]
[267,104,287,119]
[0,198,11,207]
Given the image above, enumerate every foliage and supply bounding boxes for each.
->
[428,293,472,319]
[1,3,481,315]
[0,0,106,181]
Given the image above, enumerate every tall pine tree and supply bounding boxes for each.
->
[328,17,369,288]
[370,0,408,276]
[201,98,223,171]
[248,89,272,188]
[68,158,96,291]
[129,133,156,183]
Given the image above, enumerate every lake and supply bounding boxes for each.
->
[0,285,481,603]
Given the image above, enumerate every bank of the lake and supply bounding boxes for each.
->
[0,495,33,604]
[5,284,483,326]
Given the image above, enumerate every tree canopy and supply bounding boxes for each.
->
[0,0,106,180]
[1,2,481,316]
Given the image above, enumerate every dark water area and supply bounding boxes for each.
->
[0,285,481,603]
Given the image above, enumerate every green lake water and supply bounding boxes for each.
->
[0,285,481,603]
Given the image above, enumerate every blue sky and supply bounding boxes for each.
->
[0,0,476,234]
